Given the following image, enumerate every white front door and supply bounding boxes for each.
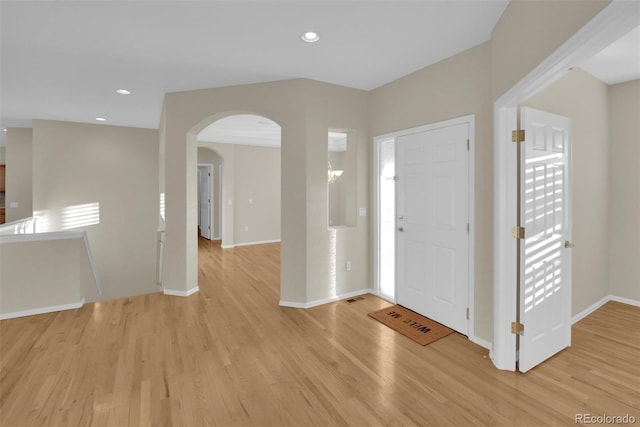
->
[518,107,572,372]
[396,123,469,334]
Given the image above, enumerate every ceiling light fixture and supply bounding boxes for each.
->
[301,31,320,43]
[116,89,131,95]
[2,128,7,132]
[95,117,106,122]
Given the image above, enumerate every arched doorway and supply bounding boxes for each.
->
[196,114,282,249]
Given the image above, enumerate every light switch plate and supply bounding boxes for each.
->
[10,202,18,208]
[359,207,366,217]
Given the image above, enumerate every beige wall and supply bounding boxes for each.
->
[0,236,95,316]
[491,0,610,99]
[161,79,369,303]
[5,128,33,222]
[523,68,611,315]
[608,79,640,301]
[370,42,494,341]
[32,120,160,301]
[198,144,281,246]
[234,145,281,245]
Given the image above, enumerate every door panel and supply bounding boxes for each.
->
[396,123,469,334]
[518,107,572,373]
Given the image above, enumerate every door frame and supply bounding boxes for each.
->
[197,163,214,239]
[492,0,639,371]
[373,114,477,341]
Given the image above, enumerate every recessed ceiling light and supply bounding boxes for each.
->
[301,31,320,43]
[116,89,131,95]
[95,117,106,122]
[2,128,7,132]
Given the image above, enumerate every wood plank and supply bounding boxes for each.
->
[1,238,638,426]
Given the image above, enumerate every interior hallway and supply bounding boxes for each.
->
[1,239,639,426]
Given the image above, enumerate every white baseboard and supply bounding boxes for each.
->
[234,239,281,248]
[164,286,199,297]
[279,289,373,309]
[469,335,492,351]
[609,295,640,307]
[572,294,640,324]
[221,244,234,249]
[0,298,85,320]
[367,289,396,304]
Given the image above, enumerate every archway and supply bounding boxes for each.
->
[196,114,282,250]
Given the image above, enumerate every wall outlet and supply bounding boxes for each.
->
[345,260,352,272]
[359,207,367,217]
[244,226,249,232]
[9,202,19,209]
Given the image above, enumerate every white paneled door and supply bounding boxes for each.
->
[518,107,572,372]
[198,165,212,240]
[396,123,469,334]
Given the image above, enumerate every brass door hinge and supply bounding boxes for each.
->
[466,308,470,320]
[511,322,524,335]
[467,139,470,151]
[512,129,525,143]
[512,226,525,239]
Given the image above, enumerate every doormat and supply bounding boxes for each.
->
[368,305,454,346]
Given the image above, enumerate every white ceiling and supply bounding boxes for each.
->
[0,0,509,136]
[2,1,636,150]
[580,26,640,85]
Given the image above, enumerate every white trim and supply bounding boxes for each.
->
[221,244,235,249]
[572,296,610,324]
[81,231,103,296]
[0,231,102,296]
[572,294,640,324]
[372,114,476,337]
[234,239,280,247]
[368,289,395,305]
[469,336,492,351]
[492,0,639,372]
[609,295,640,307]
[0,230,86,243]
[164,286,200,297]
[0,298,85,320]
[279,289,373,309]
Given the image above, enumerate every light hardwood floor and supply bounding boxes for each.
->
[1,239,639,426]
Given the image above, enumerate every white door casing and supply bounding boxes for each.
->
[396,123,470,334]
[518,107,572,372]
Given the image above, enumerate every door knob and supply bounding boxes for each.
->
[398,227,404,232]
[564,241,575,249]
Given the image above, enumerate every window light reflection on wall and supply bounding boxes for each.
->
[61,203,100,230]
[33,210,50,233]
[160,193,165,221]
